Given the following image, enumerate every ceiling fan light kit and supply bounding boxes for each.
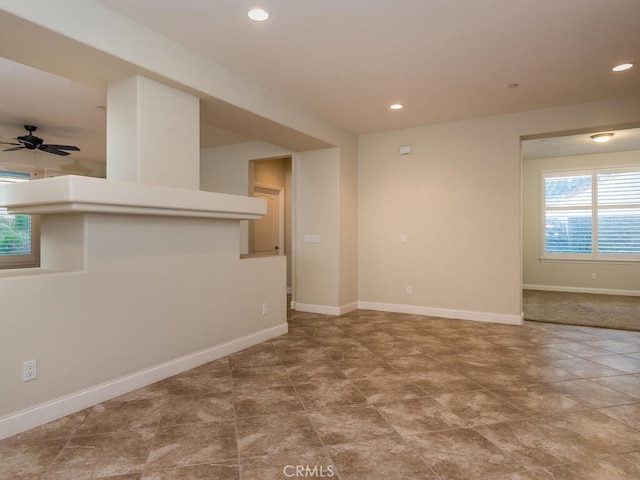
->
[0,125,80,156]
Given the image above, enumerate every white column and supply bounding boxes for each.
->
[106,75,200,190]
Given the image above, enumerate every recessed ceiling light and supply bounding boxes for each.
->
[590,133,614,143]
[508,83,519,89]
[612,62,635,72]
[390,104,404,110]
[248,8,269,22]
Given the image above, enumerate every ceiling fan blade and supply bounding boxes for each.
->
[37,145,71,156]
[44,144,80,151]
[3,146,25,152]
[0,141,20,145]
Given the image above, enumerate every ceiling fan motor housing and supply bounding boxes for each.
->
[18,133,44,149]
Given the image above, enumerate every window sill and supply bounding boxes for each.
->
[540,257,640,265]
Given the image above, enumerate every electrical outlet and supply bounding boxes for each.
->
[23,359,37,382]
[406,285,413,295]
[262,302,269,315]
[591,273,597,280]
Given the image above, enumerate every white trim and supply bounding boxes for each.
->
[291,154,299,319]
[294,302,358,316]
[0,323,287,440]
[339,302,358,315]
[294,303,341,316]
[357,301,523,325]
[524,284,640,297]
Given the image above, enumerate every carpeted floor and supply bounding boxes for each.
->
[523,289,640,331]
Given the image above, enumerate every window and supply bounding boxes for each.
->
[542,165,640,261]
[0,170,40,268]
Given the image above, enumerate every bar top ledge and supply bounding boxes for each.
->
[0,175,265,220]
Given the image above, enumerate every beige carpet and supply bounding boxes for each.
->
[523,289,640,331]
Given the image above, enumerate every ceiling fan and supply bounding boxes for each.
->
[0,125,80,156]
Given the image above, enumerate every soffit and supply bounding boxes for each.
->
[98,0,640,134]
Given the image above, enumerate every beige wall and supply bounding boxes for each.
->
[106,75,200,189]
[338,141,359,309]
[201,142,359,312]
[200,142,293,195]
[0,212,286,426]
[358,119,522,318]
[200,141,293,255]
[523,150,640,293]
[294,148,341,309]
[358,96,640,320]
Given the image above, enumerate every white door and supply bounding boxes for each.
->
[252,185,284,255]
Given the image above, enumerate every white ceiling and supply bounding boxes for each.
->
[1,0,640,165]
[522,128,640,160]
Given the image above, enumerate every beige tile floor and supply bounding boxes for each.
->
[3,309,640,479]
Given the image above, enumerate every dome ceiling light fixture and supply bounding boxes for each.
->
[390,104,404,110]
[590,133,614,143]
[612,62,635,72]
[248,8,270,22]
[247,7,269,21]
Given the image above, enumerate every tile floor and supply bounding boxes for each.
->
[3,309,640,479]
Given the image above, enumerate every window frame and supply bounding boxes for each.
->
[0,168,41,269]
[540,164,640,263]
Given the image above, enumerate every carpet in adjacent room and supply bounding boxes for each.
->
[523,289,640,331]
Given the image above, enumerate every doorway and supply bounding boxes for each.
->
[521,124,640,327]
[249,156,293,294]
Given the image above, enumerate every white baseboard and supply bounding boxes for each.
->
[338,302,358,315]
[357,301,523,326]
[294,302,358,316]
[295,300,522,324]
[294,303,341,315]
[0,323,288,440]
[524,284,640,297]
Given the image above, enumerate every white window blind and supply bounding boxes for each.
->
[0,170,39,268]
[597,169,640,256]
[542,165,640,261]
[544,173,592,255]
